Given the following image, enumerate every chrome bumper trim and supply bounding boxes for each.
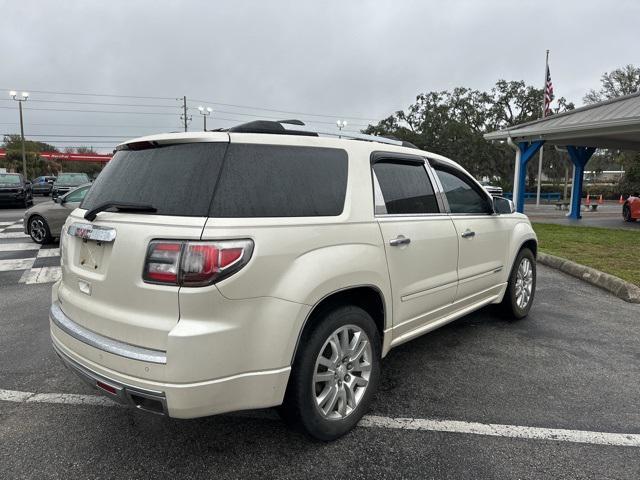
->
[50,302,167,364]
[52,341,168,415]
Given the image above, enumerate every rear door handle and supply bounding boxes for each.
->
[389,235,411,246]
[461,229,475,238]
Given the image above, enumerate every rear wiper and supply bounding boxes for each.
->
[84,202,157,221]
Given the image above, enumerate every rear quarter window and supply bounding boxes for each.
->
[210,144,348,217]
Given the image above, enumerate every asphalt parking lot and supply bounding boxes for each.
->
[1,203,639,479]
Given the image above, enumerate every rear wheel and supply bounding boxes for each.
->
[501,248,536,319]
[280,305,381,441]
[28,215,52,244]
[623,204,634,222]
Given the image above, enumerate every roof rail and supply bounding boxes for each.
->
[225,120,418,149]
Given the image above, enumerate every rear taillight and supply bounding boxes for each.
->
[143,239,253,287]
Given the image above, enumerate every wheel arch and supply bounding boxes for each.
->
[290,285,387,364]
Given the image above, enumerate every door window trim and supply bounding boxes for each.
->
[427,157,495,216]
[369,151,447,218]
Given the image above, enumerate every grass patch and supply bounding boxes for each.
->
[532,223,640,287]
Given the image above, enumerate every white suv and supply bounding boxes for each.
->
[50,121,537,440]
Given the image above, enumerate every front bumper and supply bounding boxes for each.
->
[50,302,292,418]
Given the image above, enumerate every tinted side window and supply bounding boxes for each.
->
[372,161,439,214]
[434,167,491,214]
[210,144,348,217]
[65,186,89,203]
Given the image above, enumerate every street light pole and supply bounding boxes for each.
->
[9,91,29,178]
[336,120,348,138]
[198,106,213,131]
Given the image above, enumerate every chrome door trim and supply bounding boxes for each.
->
[50,302,167,364]
[67,222,117,243]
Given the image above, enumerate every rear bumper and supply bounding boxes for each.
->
[52,341,168,415]
[50,303,292,418]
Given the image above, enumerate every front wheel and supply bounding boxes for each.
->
[501,248,536,319]
[623,204,634,222]
[28,215,52,244]
[280,305,381,441]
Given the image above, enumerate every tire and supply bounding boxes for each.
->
[280,305,381,441]
[28,215,52,244]
[623,204,634,222]
[501,248,536,320]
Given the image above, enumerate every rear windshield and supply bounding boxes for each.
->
[81,143,226,217]
[0,174,21,184]
[81,142,348,218]
[56,173,90,185]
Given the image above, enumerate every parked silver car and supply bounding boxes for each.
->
[23,184,91,244]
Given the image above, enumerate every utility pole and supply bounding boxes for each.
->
[182,96,188,132]
[9,91,29,178]
[536,50,550,206]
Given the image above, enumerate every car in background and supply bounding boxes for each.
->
[31,175,57,196]
[622,194,640,222]
[481,181,503,196]
[52,173,90,199]
[0,172,33,208]
[23,183,91,244]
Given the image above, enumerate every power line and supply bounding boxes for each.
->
[0,88,175,101]
[0,98,177,108]
[189,98,377,122]
[0,86,378,123]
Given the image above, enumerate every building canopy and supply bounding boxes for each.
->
[484,91,640,219]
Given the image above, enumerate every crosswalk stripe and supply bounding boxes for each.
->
[20,266,62,284]
[0,243,41,251]
[0,258,35,272]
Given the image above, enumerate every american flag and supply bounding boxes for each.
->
[544,65,554,117]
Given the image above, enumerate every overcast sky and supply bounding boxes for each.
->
[1,0,638,152]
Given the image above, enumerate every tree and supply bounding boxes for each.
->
[584,64,640,104]
[620,153,640,196]
[1,135,59,179]
[364,80,572,188]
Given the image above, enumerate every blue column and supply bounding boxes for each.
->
[566,146,596,220]
[516,141,544,213]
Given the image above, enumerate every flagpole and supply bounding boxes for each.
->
[536,49,549,207]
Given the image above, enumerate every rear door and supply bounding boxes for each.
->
[373,154,459,339]
[430,161,511,303]
[57,136,228,351]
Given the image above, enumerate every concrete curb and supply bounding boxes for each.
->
[538,252,640,304]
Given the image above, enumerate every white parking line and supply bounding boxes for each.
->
[1,388,638,447]
[0,258,35,272]
[19,266,62,284]
[0,231,29,239]
[0,243,40,251]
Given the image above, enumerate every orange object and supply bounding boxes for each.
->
[585,194,591,206]
[619,195,625,204]
[598,194,604,205]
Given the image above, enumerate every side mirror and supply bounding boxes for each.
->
[493,196,515,214]
[54,196,63,204]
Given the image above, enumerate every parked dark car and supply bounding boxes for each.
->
[52,172,90,199]
[0,172,33,208]
[31,175,57,196]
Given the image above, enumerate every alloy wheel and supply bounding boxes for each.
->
[313,324,372,420]
[515,257,533,309]
[30,217,47,243]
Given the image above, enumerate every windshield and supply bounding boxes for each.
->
[56,173,89,185]
[81,143,227,216]
[0,174,21,184]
